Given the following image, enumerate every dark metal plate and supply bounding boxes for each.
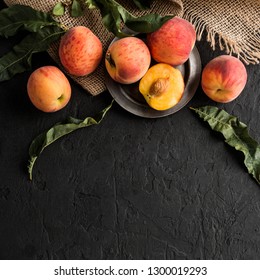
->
[105,39,201,118]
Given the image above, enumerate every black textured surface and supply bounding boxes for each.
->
[1,2,260,260]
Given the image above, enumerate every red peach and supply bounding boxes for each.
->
[59,26,103,76]
[147,17,196,66]
[27,66,71,112]
[105,37,151,84]
[201,55,247,103]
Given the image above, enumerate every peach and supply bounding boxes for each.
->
[147,17,196,66]
[105,37,151,84]
[201,55,247,103]
[139,63,184,111]
[27,66,71,112]
[59,26,103,76]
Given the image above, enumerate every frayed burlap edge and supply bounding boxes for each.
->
[183,4,260,65]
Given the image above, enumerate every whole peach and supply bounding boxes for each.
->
[59,26,103,76]
[147,17,196,66]
[201,55,247,103]
[27,66,71,112]
[105,37,151,84]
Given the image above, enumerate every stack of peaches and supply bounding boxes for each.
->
[27,17,247,113]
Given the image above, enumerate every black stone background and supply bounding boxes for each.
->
[0,2,260,260]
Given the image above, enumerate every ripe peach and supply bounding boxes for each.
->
[147,17,196,66]
[105,37,151,84]
[139,63,184,111]
[201,55,247,103]
[27,66,71,112]
[59,26,103,76]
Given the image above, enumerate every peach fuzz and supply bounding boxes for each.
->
[105,37,151,84]
[147,17,196,66]
[201,55,247,103]
[27,66,71,112]
[59,26,103,76]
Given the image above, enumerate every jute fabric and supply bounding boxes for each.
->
[183,0,260,65]
[3,0,260,96]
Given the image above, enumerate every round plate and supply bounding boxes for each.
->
[105,39,201,118]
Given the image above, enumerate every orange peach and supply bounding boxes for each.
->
[105,37,151,84]
[27,66,71,112]
[59,26,103,76]
[201,55,247,103]
[139,63,184,111]
[147,17,196,66]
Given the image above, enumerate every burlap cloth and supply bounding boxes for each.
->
[3,0,260,96]
[183,0,260,65]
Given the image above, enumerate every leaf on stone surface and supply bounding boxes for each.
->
[0,4,59,38]
[85,0,173,38]
[28,101,114,181]
[71,0,83,17]
[0,25,65,81]
[190,106,260,185]
[52,2,65,16]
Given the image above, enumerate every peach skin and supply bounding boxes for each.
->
[59,26,103,76]
[147,17,196,66]
[201,55,247,103]
[27,66,71,112]
[105,37,151,84]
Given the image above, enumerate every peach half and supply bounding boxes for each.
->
[139,63,185,111]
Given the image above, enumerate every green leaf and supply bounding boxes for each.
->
[121,9,173,34]
[85,0,173,37]
[85,0,97,9]
[190,106,260,184]
[71,0,83,17]
[0,25,65,81]
[28,101,114,180]
[0,4,59,38]
[52,2,65,16]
